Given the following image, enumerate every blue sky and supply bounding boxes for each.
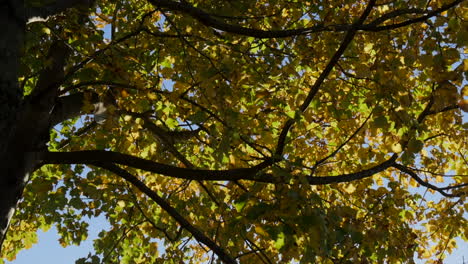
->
[7,216,109,264]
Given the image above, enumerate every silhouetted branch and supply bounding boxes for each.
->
[275,0,376,157]
[312,111,373,170]
[26,0,94,24]
[94,162,237,264]
[362,0,464,31]
[43,150,394,185]
[54,121,97,150]
[393,164,464,197]
[148,0,463,38]
[43,150,272,181]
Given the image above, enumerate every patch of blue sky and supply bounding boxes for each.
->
[7,215,109,264]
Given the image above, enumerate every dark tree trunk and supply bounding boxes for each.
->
[0,0,92,249]
[0,0,28,247]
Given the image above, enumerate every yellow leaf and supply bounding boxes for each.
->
[229,154,236,166]
[343,184,356,194]
[42,27,51,35]
[391,143,403,153]
[375,177,383,186]
[255,226,268,237]
[364,43,373,53]
[409,177,419,187]
[461,85,468,96]
[120,89,129,98]
[459,99,468,112]
[421,250,432,259]
[148,92,158,100]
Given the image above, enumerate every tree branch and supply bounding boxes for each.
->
[274,0,376,157]
[362,0,464,31]
[26,0,95,24]
[312,110,373,171]
[13,41,71,151]
[49,92,99,126]
[127,185,178,242]
[147,0,462,38]
[393,164,464,198]
[365,8,426,27]
[29,41,71,103]
[147,0,349,38]
[253,154,397,185]
[42,150,272,181]
[94,162,237,264]
[54,121,97,150]
[42,150,394,185]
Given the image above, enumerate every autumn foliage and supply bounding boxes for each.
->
[1,0,468,263]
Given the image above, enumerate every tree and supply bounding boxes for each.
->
[1,0,467,263]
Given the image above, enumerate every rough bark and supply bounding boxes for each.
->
[0,0,27,248]
[0,0,93,250]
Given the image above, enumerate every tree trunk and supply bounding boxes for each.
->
[0,0,29,247]
[0,0,96,249]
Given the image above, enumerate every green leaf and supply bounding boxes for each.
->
[166,118,179,129]
[187,111,208,124]
[407,138,424,153]
[372,116,388,129]
[274,232,285,250]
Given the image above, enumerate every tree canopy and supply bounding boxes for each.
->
[1,0,467,263]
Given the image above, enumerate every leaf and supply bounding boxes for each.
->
[372,116,388,129]
[407,138,424,153]
[165,118,179,129]
[391,143,403,153]
[459,99,468,112]
[274,232,285,250]
[234,193,249,212]
[286,110,295,119]
[343,184,356,194]
[187,111,208,124]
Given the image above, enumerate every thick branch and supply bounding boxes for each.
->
[251,154,397,185]
[49,92,100,126]
[42,150,271,181]
[42,150,395,185]
[94,163,236,264]
[362,0,464,31]
[148,0,348,38]
[365,8,425,27]
[148,0,461,38]
[26,0,94,23]
[29,41,70,103]
[139,116,222,206]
